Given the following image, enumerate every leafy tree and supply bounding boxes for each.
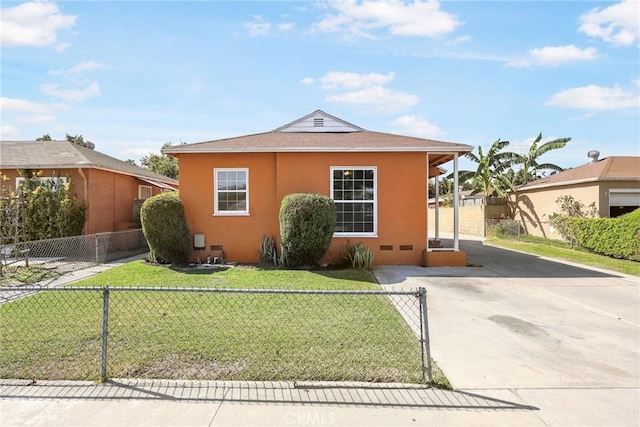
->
[554,195,598,218]
[35,133,95,149]
[124,159,137,166]
[66,134,95,149]
[518,133,569,184]
[454,139,520,197]
[0,173,87,242]
[140,142,180,179]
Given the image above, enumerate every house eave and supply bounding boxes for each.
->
[0,163,178,186]
[165,146,472,154]
[516,176,640,191]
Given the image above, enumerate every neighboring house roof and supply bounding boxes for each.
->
[164,110,472,166]
[0,140,178,188]
[516,156,640,191]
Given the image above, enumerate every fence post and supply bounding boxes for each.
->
[100,286,110,382]
[418,287,433,384]
[94,234,100,265]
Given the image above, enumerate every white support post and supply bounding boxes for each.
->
[434,174,440,241]
[453,153,460,251]
[425,153,430,251]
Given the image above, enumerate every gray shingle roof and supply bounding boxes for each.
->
[0,140,178,185]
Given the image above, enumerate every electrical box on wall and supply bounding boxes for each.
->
[193,233,206,250]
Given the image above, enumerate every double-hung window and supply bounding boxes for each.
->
[331,167,376,236]
[214,168,249,215]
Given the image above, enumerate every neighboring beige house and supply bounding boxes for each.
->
[509,155,640,239]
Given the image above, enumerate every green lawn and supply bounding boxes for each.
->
[486,237,640,276]
[1,262,447,386]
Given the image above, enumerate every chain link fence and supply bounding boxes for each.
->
[485,219,523,240]
[0,286,432,384]
[0,230,148,284]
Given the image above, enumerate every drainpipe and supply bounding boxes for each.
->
[78,168,88,233]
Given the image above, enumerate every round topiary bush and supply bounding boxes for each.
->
[140,192,191,266]
[279,193,336,268]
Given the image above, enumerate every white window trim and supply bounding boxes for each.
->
[213,168,250,216]
[138,185,153,200]
[330,166,377,237]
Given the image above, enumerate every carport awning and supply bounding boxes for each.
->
[138,177,177,191]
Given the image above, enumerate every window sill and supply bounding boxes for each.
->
[213,213,250,217]
[333,233,378,238]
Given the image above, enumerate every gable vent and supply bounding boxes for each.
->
[313,118,324,127]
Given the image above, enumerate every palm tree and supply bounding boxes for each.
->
[519,133,570,184]
[454,139,520,197]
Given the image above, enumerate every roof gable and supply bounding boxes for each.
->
[274,109,364,133]
[164,110,472,162]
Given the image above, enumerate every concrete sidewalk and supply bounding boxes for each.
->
[1,379,543,426]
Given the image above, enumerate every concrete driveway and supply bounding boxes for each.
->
[374,239,640,426]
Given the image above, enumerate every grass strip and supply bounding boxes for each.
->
[486,238,640,276]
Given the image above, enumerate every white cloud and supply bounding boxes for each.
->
[50,61,107,76]
[0,1,76,48]
[320,71,394,89]
[300,77,315,85]
[310,70,418,111]
[15,114,56,124]
[41,81,101,103]
[314,0,461,39]
[546,83,640,110]
[445,35,471,46]
[392,115,446,139]
[0,125,21,139]
[327,86,418,110]
[507,45,599,67]
[278,22,295,31]
[245,16,271,36]
[0,96,52,113]
[579,0,639,46]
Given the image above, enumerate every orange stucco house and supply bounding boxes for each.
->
[0,140,178,234]
[164,110,472,266]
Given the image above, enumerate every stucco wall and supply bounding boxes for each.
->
[176,151,429,265]
[508,180,640,238]
[427,204,509,237]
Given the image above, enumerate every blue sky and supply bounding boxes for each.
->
[1,0,639,172]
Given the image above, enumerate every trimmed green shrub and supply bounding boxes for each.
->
[140,192,191,266]
[551,209,640,261]
[279,193,336,268]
